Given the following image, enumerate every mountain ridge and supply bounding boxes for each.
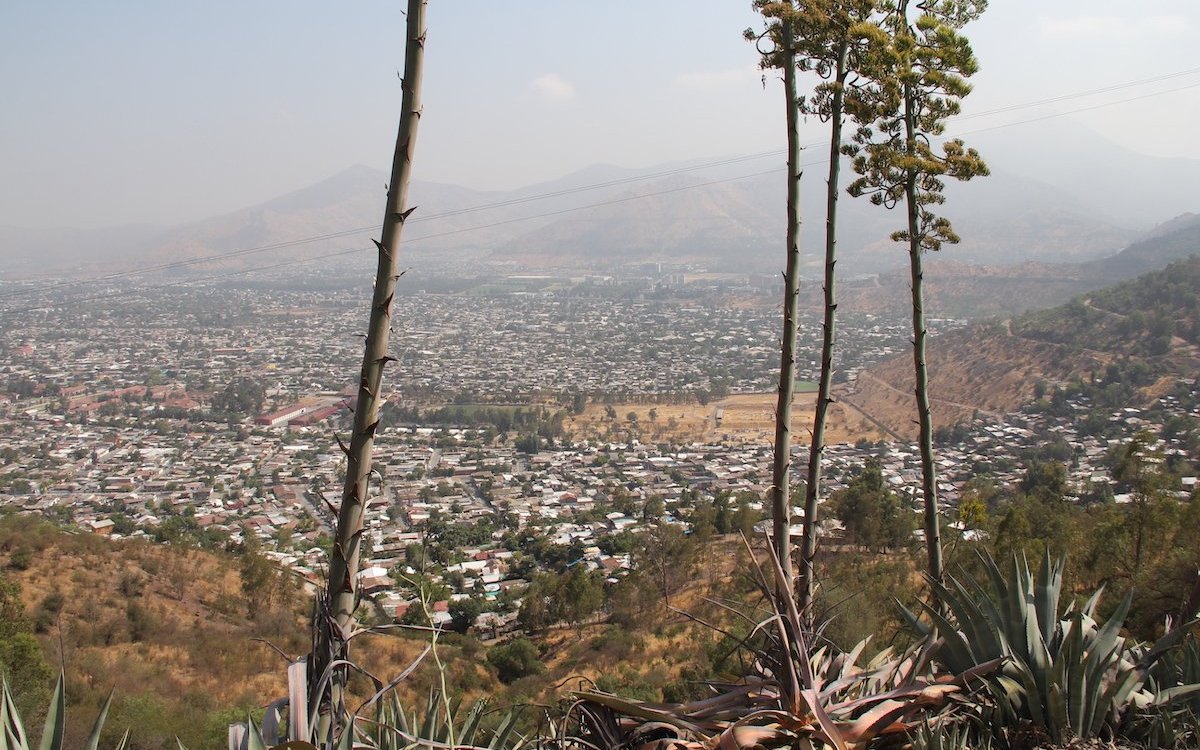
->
[0,119,1178,280]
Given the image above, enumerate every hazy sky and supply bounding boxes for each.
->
[2,0,1197,229]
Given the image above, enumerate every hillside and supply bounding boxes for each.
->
[6,517,883,750]
[846,255,1200,438]
[0,517,453,749]
[835,215,1200,319]
[5,120,1178,281]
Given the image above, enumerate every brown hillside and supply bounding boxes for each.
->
[843,322,1102,440]
[0,518,484,750]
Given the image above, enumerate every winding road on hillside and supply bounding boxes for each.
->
[853,370,1003,420]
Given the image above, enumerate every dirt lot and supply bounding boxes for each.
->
[565,392,883,446]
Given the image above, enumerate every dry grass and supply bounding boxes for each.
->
[565,393,883,446]
[847,326,1101,440]
[0,517,497,748]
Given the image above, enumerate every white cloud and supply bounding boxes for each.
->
[673,66,761,91]
[530,73,575,102]
[1037,14,1190,40]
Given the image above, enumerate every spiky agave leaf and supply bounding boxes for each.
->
[37,670,65,750]
[83,691,114,750]
[2,674,31,748]
[911,549,1200,743]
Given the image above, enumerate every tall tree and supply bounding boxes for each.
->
[750,0,804,592]
[314,0,427,724]
[778,0,888,613]
[847,0,988,601]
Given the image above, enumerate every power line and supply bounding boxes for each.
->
[2,68,1197,313]
[956,66,1200,121]
[0,150,785,301]
[5,65,1196,303]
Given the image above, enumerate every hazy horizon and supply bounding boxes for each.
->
[2,0,1199,231]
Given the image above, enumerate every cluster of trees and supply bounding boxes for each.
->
[382,402,565,436]
[1017,256,1200,355]
[210,376,265,417]
[829,458,915,550]
[236,531,299,621]
[0,573,53,724]
[517,566,605,632]
[3,375,44,399]
[960,457,1199,639]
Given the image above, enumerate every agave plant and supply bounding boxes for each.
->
[903,550,1200,745]
[224,638,529,750]
[567,539,998,750]
[0,671,124,750]
[1128,632,1200,749]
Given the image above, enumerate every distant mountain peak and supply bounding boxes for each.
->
[1144,212,1200,240]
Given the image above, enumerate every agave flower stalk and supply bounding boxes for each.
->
[317,0,427,721]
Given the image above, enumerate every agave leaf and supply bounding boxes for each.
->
[116,729,130,750]
[989,674,1024,722]
[1045,682,1066,743]
[226,724,246,748]
[287,659,309,743]
[839,638,870,682]
[940,573,1002,661]
[574,692,705,734]
[898,602,931,640]
[459,700,485,747]
[1080,585,1105,619]
[37,670,65,750]
[1080,590,1133,733]
[799,687,846,750]
[960,568,1007,646]
[1061,613,1087,736]
[1023,591,1052,713]
[1091,668,1139,738]
[1009,657,1046,727]
[177,739,189,750]
[1007,553,1032,659]
[677,685,758,719]
[246,714,267,750]
[715,723,787,750]
[912,596,976,675]
[306,658,383,734]
[261,698,288,746]
[420,689,440,742]
[1,675,26,750]
[1138,618,1200,670]
[838,698,917,745]
[391,693,408,735]
[84,690,114,750]
[488,710,521,750]
[975,550,1011,625]
[1151,683,1200,706]
[1033,551,1064,652]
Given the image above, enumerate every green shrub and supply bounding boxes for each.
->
[487,637,544,684]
